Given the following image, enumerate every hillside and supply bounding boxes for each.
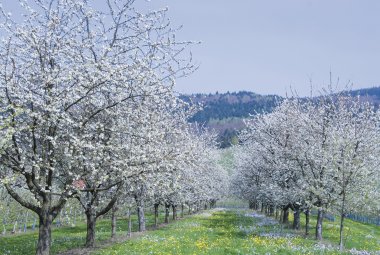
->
[180,91,281,147]
[183,87,380,148]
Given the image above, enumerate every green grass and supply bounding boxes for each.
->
[0,213,165,255]
[297,213,380,252]
[1,209,379,255]
[95,209,380,255]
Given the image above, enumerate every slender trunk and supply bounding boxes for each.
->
[275,208,279,220]
[339,191,346,250]
[172,205,177,220]
[305,209,310,236]
[204,203,207,210]
[282,207,289,225]
[293,207,301,230]
[137,200,146,232]
[181,204,184,218]
[316,208,324,240]
[36,213,52,255]
[111,205,118,238]
[154,203,159,228]
[85,212,97,248]
[165,203,170,223]
[269,205,274,216]
[127,208,132,238]
[188,204,191,215]
[339,213,345,250]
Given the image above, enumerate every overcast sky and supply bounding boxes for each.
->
[135,0,380,96]
[3,0,380,96]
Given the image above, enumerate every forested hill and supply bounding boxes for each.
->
[180,91,281,123]
[182,87,380,148]
[180,91,282,147]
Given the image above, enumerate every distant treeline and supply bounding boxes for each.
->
[182,87,380,148]
[180,91,281,123]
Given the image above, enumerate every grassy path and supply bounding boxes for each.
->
[1,209,379,254]
[95,209,380,255]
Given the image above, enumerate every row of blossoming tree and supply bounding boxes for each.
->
[232,93,380,250]
[0,1,228,254]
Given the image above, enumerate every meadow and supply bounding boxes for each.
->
[96,209,380,255]
[1,208,379,255]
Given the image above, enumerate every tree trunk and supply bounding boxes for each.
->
[269,205,274,216]
[316,208,324,240]
[293,207,300,230]
[127,208,132,238]
[181,204,184,218]
[282,207,289,225]
[137,200,145,232]
[279,208,283,223]
[305,209,310,236]
[339,213,345,250]
[111,205,118,238]
[339,191,346,250]
[85,213,97,248]
[172,205,177,220]
[188,204,191,215]
[36,213,52,255]
[154,203,159,228]
[165,203,170,223]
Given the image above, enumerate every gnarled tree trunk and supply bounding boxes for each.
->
[165,203,170,223]
[305,209,310,236]
[136,199,145,232]
[293,207,301,230]
[154,203,159,228]
[85,211,97,248]
[36,212,53,255]
[111,205,118,238]
[282,207,289,224]
[172,205,177,220]
[316,208,324,240]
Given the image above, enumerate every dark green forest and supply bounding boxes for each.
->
[183,87,380,148]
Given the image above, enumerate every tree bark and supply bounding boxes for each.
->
[269,205,274,216]
[316,208,324,240]
[36,213,53,255]
[305,209,310,236]
[339,213,345,250]
[154,203,159,228]
[111,205,118,238]
[282,207,289,225]
[339,191,346,250]
[181,203,184,218]
[137,200,146,232]
[293,207,301,230]
[85,212,97,248]
[165,203,170,223]
[127,208,132,238]
[172,205,177,220]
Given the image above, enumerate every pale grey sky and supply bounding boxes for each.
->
[136,0,380,96]
[3,0,380,96]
